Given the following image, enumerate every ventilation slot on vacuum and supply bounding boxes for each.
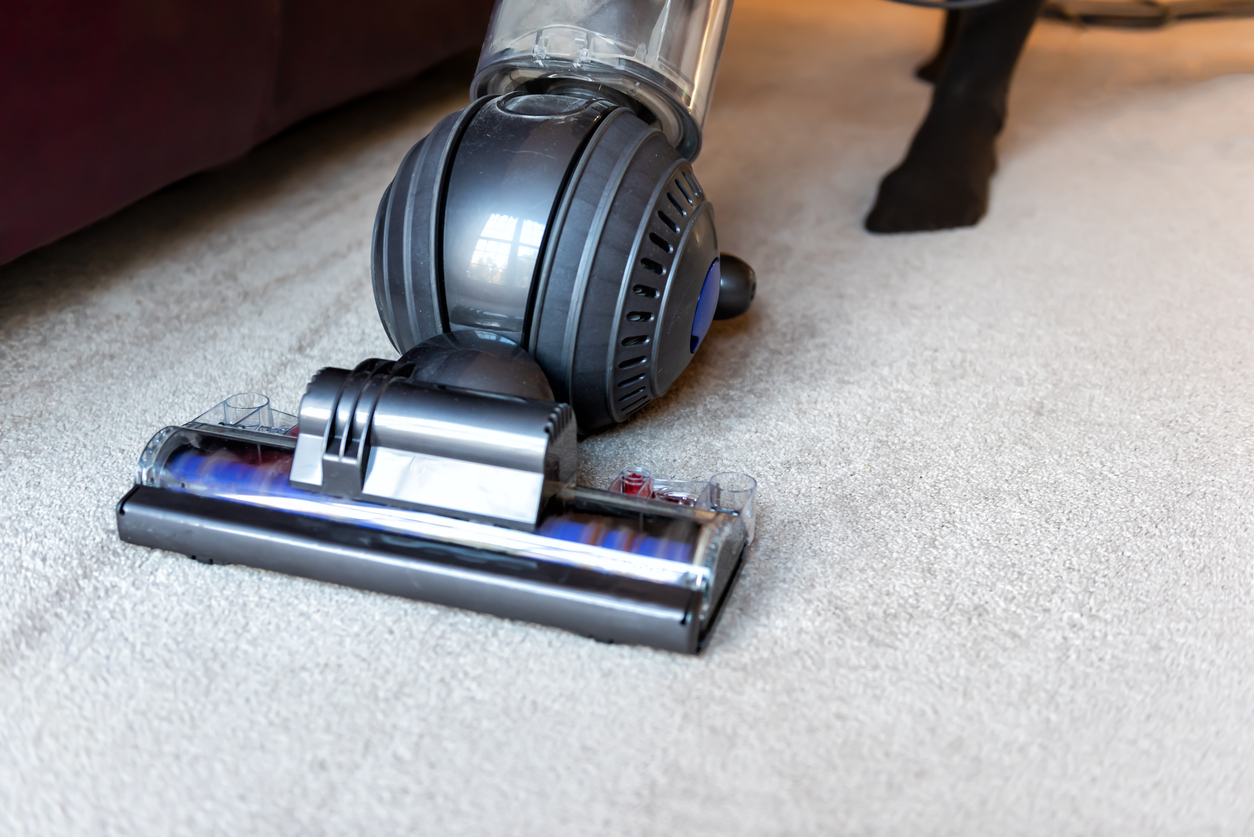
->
[621,334,649,347]
[683,170,702,197]
[674,180,692,205]
[649,232,674,253]
[640,258,665,275]
[633,284,659,298]
[617,373,646,388]
[626,311,653,322]
[618,356,647,369]
[666,193,688,217]
[658,210,680,234]
[617,387,646,404]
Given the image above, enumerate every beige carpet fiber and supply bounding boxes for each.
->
[3,1,1253,833]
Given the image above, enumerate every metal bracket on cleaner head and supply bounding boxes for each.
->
[290,357,577,531]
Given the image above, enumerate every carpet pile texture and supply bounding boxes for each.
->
[2,1,1252,832]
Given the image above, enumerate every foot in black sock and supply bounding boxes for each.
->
[864,97,999,234]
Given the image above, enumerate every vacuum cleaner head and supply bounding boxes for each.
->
[118,385,756,653]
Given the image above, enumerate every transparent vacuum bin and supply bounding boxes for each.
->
[472,0,734,159]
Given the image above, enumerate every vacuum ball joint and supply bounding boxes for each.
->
[371,0,754,432]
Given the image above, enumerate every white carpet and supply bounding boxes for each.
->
[3,2,1253,833]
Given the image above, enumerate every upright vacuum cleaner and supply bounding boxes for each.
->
[117,0,759,653]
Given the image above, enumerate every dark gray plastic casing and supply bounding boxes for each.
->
[372,91,719,432]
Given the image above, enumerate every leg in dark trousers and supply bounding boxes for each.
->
[866,0,1045,233]
[916,10,963,83]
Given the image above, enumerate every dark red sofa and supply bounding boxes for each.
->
[1,0,494,266]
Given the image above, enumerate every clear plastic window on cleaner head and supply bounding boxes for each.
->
[472,0,733,159]
[610,465,756,543]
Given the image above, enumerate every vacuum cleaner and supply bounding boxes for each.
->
[117,0,758,654]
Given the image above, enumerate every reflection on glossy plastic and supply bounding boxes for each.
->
[441,96,610,344]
